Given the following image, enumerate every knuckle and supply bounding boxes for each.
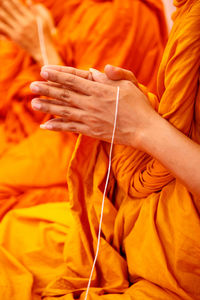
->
[68,67,77,76]
[87,115,96,125]
[92,88,102,97]
[123,80,134,89]
[95,87,110,98]
[61,108,71,117]
[55,122,63,130]
[65,74,76,86]
[60,89,70,100]
[68,125,77,132]
[91,127,101,138]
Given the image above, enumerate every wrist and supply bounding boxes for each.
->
[133,111,166,153]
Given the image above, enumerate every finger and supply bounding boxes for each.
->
[39,81,64,89]
[40,68,107,96]
[0,10,17,28]
[30,82,90,108]
[32,97,67,106]
[42,65,93,81]
[31,98,87,124]
[1,0,28,24]
[9,0,30,17]
[104,65,138,84]
[40,118,89,134]
[1,0,20,21]
[0,22,12,36]
[89,68,120,86]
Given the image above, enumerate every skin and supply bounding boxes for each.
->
[0,0,62,65]
[30,65,200,197]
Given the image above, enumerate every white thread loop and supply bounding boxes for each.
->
[36,16,49,66]
[84,86,120,300]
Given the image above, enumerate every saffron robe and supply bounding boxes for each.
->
[0,0,199,299]
[0,0,200,299]
[0,0,167,219]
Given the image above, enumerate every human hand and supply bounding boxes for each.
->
[34,64,138,85]
[0,0,56,64]
[30,65,157,150]
[42,64,138,85]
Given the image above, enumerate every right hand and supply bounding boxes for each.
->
[30,64,154,149]
[37,64,137,85]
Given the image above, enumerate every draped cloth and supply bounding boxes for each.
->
[1,0,200,300]
[0,0,167,219]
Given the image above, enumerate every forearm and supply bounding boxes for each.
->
[137,112,200,196]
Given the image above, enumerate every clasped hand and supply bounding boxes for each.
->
[30,65,157,150]
[0,0,54,63]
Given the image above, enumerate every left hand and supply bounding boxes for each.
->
[30,65,157,149]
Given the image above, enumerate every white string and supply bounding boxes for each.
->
[26,0,48,65]
[30,1,119,293]
[84,86,120,300]
[36,16,49,66]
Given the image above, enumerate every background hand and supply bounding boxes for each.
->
[0,0,60,65]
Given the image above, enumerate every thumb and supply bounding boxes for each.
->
[104,65,138,84]
[89,68,110,84]
[89,68,120,86]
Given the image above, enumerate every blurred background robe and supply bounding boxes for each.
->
[162,0,176,30]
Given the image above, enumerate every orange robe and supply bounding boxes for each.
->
[0,0,200,299]
[0,0,199,299]
[0,0,167,219]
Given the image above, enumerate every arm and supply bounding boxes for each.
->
[97,65,200,196]
[137,108,200,197]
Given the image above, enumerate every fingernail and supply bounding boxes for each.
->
[31,100,41,110]
[40,71,49,79]
[30,83,40,93]
[105,64,115,71]
[40,123,53,130]
[89,68,101,74]
[42,65,51,69]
